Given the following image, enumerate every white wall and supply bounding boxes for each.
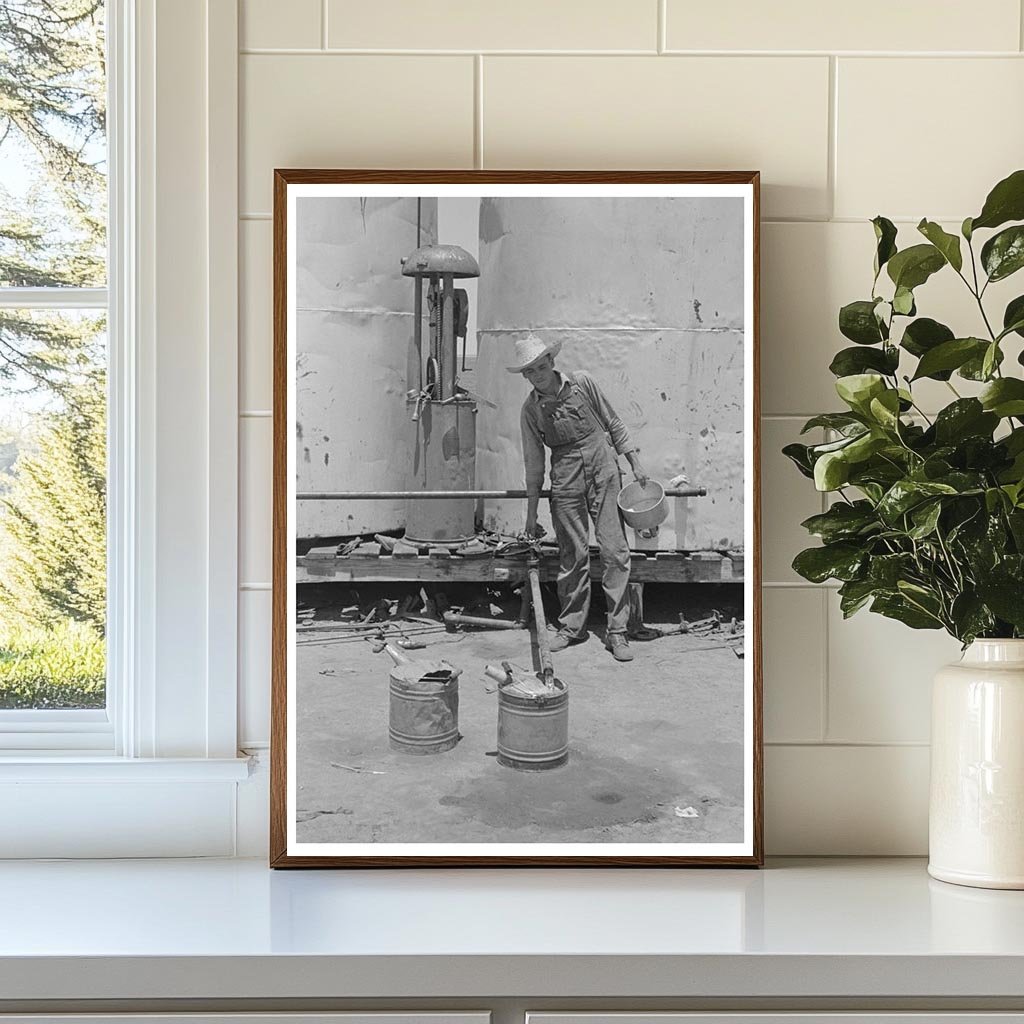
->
[235,0,1024,855]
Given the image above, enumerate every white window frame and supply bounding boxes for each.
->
[0,0,249,857]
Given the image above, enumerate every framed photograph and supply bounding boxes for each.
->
[271,170,762,867]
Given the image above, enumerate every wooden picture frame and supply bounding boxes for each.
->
[271,170,762,867]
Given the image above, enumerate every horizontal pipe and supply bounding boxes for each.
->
[297,487,707,500]
[442,611,524,630]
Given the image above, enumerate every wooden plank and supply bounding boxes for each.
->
[295,552,745,585]
[351,541,382,558]
[304,544,341,561]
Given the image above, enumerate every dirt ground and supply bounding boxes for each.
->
[295,583,746,845]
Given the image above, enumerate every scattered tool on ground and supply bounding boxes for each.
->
[441,610,523,631]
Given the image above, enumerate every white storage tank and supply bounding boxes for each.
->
[474,196,746,551]
[295,196,437,540]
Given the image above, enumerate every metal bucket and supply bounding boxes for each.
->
[617,479,668,531]
[497,677,569,771]
[388,660,460,755]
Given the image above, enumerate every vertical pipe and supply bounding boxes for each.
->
[411,276,423,391]
[441,272,455,400]
[528,564,554,686]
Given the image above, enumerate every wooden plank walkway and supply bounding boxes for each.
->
[296,548,743,585]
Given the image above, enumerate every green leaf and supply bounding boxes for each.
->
[868,552,914,587]
[800,501,879,543]
[917,219,963,272]
[900,317,955,364]
[980,378,1024,418]
[976,577,1024,629]
[872,216,898,277]
[839,299,887,345]
[877,479,958,524]
[782,442,815,479]
[792,543,866,584]
[933,399,999,445]
[868,389,901,430]
[960,344,1004,381]
[835,373,886,413]
[845,431,888,463]
[829,345,899,378]
[949,593,995,644]
[838,578,876,617]
[814,450,850,491]
[1003,295,1024,340]
[982,341,1000,381]
[911,337,987,380]
[908,500,942,539]
[981,225,1024,283]
[962,216,974,241]
[887,243,946,291]
[971,168,1024,232]
[800,413,865,435]
[892,286,916,316]
[871,594,943,630]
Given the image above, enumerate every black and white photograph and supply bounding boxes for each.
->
[272,172,761,866]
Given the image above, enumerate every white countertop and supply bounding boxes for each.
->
[2,857,1024,1001]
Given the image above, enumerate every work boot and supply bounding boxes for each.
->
[604,633,634,662]
[549,629,586,652]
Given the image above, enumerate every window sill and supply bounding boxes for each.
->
[0,755,252,782]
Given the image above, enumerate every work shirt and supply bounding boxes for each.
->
[520,370,635,493]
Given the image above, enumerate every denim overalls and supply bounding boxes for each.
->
[537,374,631,637]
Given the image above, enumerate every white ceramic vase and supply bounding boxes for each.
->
[929,639,1024,889]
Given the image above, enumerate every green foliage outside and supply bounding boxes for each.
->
[0,1,107,707]
[785,169,1024,645]
[0,619,104,708]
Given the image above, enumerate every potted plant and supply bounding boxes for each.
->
[785,169,1024,889]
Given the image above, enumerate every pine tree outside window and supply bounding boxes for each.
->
[0,1,109,734]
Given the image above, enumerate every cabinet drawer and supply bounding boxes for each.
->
[0,1016,490,1024]
[528,1016,1024,1024]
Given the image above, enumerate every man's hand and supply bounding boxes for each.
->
[523,515,546,540]
[627,452,649,488]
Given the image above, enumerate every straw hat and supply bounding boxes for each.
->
[505,334,563,374]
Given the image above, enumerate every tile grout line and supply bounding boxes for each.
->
[1021,0,1024,52]
[766,741,931,748]
[657,0,666,53]
[237,47,1024,57]
[474,54,484,169]
[827,55,838,221]
[820,587,830,743]
[321,0,328,50]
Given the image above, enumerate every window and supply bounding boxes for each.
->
[0,1,109,743]
[0,0,245,857]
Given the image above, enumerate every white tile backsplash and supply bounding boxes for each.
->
[826,593,962,744]
[327,0,658,51]
[240,54,474,213]
[763,588,826,743]
[836,58,1024,221]
[666,0,1021,53]
[241,0,322,50]
[482,56,831,219]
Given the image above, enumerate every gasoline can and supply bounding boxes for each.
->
[388,660,460,755]
[496,677,569,771]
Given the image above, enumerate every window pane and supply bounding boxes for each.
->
[0,1,107,288]
[0,309,105,709]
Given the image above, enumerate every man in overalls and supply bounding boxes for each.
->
[509,335,649,662]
